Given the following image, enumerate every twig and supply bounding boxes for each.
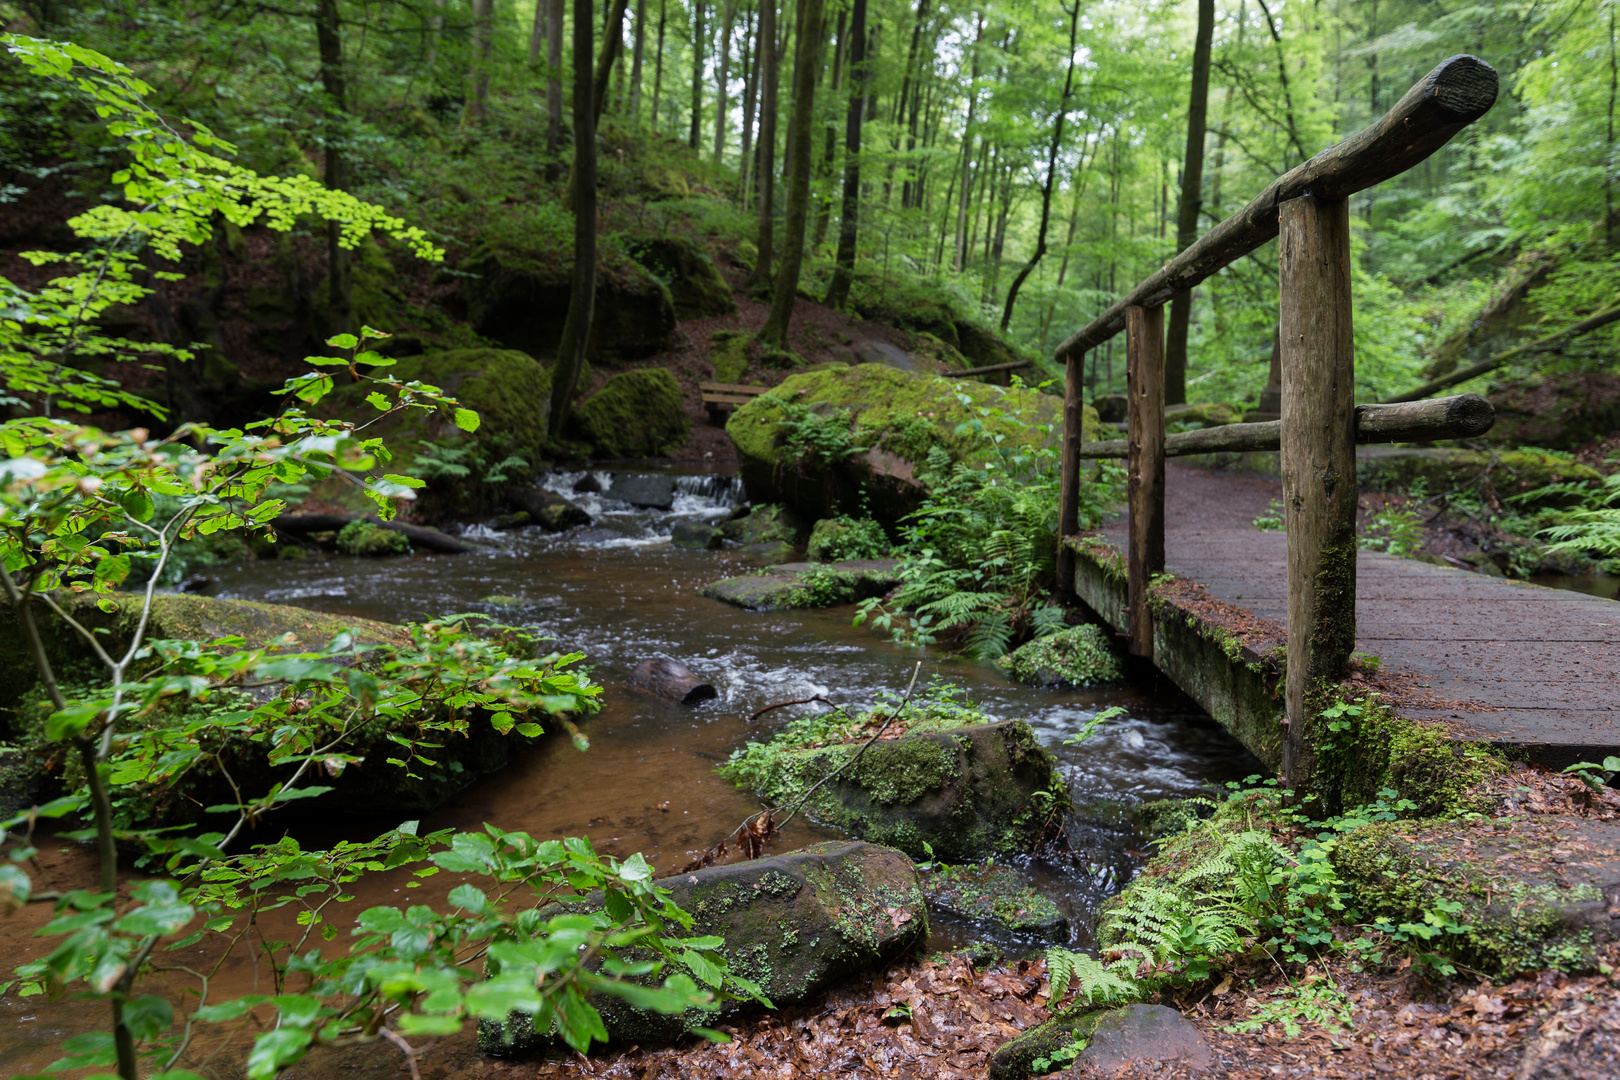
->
[747,694,834,723]
[380,1028,422,1080]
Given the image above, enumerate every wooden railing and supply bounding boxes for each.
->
[1052,54,1500,794]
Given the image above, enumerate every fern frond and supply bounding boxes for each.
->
[1045,947,1138,1006]
[963,610,1013,660]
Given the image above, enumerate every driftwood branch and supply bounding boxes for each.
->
[1383,303,1620,403]
[952,360,1033,378]
[1054,54,1498,361]
[1078,393,1494,458]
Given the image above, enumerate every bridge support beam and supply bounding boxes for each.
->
[1056,351,1085,605]
[1280,194,1357,797]
[1126,305,1165,658]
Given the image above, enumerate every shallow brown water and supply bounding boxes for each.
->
[0,469,1262,1070]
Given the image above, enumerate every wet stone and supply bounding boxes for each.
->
[508,486,591,531]
[607,473,676,510]
[919,861,1069,942]
[700,560,900,610]
[1073,1004,1214,1074]
[670,519,724,550]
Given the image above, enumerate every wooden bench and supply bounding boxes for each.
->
[701,381,769,421]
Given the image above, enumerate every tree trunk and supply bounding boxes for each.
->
[629,0,648,116]
[751,0,780,289]
[529,0,547,64]
[1038,143,1090,353]
[999,0,1078,331]
[652,0,667,127]
[739,5,758,205]
[1164,0,1215,405]
[812,8,847,249]
[547,0,565,180]
[688,0,705,149]
[1126,304,1166,659]
[315,0,352,338]
[823,0,866,308]
[591,0,630,124]
[759,0,826,345]
[900,9,931,208]
[550,0,598,439]
[714,0,734,160]
[465,0,494,124]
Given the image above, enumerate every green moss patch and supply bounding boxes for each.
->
[700,560,899,610]
[998,624,1123,687]
[920,860,1069,941]
[570,367,690,458]
[336,519,412,556]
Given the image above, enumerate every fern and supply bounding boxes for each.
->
[1045,947,1138,1006]
[963,610,1014,660]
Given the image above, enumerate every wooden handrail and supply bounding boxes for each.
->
[1053,54,1498,362]
[951,360,1032,378]
[1077,393,1494,458]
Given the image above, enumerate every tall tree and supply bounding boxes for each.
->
[760,0,827,344]
[689,0,706,149]
[529,0,546,64]
[999,0,1080,331]
[546,0,564,180]
[652,0,667,127]
[629,0,649,117]
[314,0,352,337]
[550,0,598,439]
[813,8,848,249]
[714,0,735,159]
[825,0,867,309]
[1164,0,1216,403]
[465,0,495,124]
[751,0,780,289]
[739,4,759,205]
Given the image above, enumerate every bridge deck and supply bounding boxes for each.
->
[1101,463,1619,763]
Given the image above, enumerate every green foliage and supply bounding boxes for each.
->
[1027,1026,1092,1074]
[335,519,412,557]
[1562,756,1620,791]
[1359,502,1425,557]
[1251,500,1284,532]
[1044,948,1137,1008]
[999,624,1124,687]
[806,516,890,562]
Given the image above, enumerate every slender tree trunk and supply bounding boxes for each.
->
[591,0,630,124]
[547,0,565,180]
[812,8,847,249]
[740,6,759,205]
[751,0,780,289]
[901,16,931,208]
[652,0,668,127]
[1609,6,1617,246]
[1163,0,1215,404]
[688,0,706,148]
[714,0,734,160]
[760,0,826,344]
[550,0,598,439]
[1038,135,1092,353]
[425,0,447,68]
[629,0,648,116]
[316,0,353,337]
[530,0,547,64]
[824,0,867,308]
[1000,0,1079,331]
[465,0,494,124]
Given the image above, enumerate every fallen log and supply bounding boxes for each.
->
[1383,303,1620,403]
[1078,393,1495,459]
[273,513,475,554]
[628,658,718,705]
[951,360,1032,378]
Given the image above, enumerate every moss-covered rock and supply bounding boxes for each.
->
[956,321,1023,368]
[701,560,899,610]
[335,519,412,556]
[1488,371,1620,451]
[722,714,1068,862]
[624,234,736,320]
[479,841,926,1052]
[725,364,1097,526]
[721,503,806,545]
[998,624,1124,687]
[988,1006,1104,1080]
[508,487,592,531]
[707,329,751,384]
[1165,401,1244,428]
[1331,816,1620,976]
[569,368,691,458]
[806,516,889,562]
[1356,447,1602,507]
[671,519,724,549]
[920,861,1069,941]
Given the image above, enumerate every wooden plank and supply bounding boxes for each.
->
[1056,352,1084,604]
[1076,393,1495,458]
[1280,194,1357,798]
[702,393,758,406]
[1126,305,1166,659]
[1054,55,1497,362]
[698,382,770,395]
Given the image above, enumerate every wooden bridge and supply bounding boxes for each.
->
[1051,55,1620,791]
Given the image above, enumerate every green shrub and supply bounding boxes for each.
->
[807,516,890,561]
[336,519,412,556]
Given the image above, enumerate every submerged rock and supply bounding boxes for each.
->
[607,472,677,509]
[570,368,691,459]
[701,559,899,610]
[920,861,1069,942]
[722,716,1068,862]
[508,486,591,531]
[670,519,724,549]
[998,624,1124,687]
[628,658,717,705]
[720,502,806,545]
[478,841,926,1052]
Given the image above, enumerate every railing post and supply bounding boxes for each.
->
[1056,351,1084,604]
[1279,194,1357,798]
[1126,305,1165,658]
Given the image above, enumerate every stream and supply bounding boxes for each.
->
[0,467,1262,1070]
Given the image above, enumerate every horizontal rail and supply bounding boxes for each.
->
[1054,54,1498,362]
[699,381,769,394]
[1078,393,1494,458]
[951,360,1032,377]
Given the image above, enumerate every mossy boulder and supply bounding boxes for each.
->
[907,331,971,371]
[707,329,751,384]
[671,519,724,549]
[806,516,889,562]
[1488,371,1620,450]
[1356,447,1602,507]
[478,841,926,1052]
[725,364,1097,527]
[624,234,736,320]
[998,624,1124,687]
[701,559,900,610]
[1165,401,1244,428]
[720,503,806,544]
[956,321,1023,368]
[461,242,675,361]
[989,1007,1104,1080]
[722,716,1068,862]
[920,861,1069,941]
[569,368,690,458]
[1331,816,1620,976]
[335,519,412,556]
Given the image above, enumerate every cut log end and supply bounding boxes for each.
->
[1441,392,1495,436]
[1428,54,1499,121]
[629,658,717,706]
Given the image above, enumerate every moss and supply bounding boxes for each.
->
[988,1009,1104,1080]
[708,329,752,384]
[569,367,690,458]
[920,860,1069,941]
[908,331,970,370]
[806,516,890,561]
[1165,401,1243,428]
[720,503,806,544]
[335,520,412,557]
[998,624,1123,687]
[623,234,736,320]
[1356,448,1602,507]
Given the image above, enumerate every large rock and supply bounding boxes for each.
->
[1488,370,1620,451]
[570,368,691,459]
[508,487,591,531]
[461,242,675,361]
[670,519,724,549]
[624,234,736,320]
[627,658,717,704]
[479,841,927,1052]
[720,503,806,545]
[701,559,900,610]
[989,1005,1212,1080]
[725,364,1097,527]
[722,717,1067,862]
[606,472,677,509]
[920,861,1069,941]
[998,624,1124,688]
[1357,446,1601,507]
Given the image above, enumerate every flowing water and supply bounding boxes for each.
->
[0,467,1262,1070]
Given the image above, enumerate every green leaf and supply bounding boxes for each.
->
[246,1029,312,1080]
[122,995,174,1039]
[118,488,154,523]
[366,391,392,412]
[397,1013,463,1036]
[325,333,359,350]
[453,408,481,433]
[447,884,490,914]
